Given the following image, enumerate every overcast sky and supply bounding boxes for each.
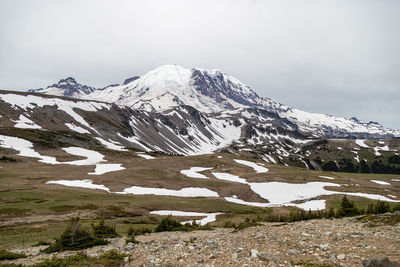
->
[0,0,399,129]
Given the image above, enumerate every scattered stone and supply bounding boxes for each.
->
[250,249,258,257]
[362,257,400,267]
[319,243,329,250]
[337,254,346,260]
[257,252,272,262]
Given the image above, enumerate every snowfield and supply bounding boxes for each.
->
[46,179,110,192]
[117,186,219,198]
[0,135,124,175]
[149,210,223,226]
[0,135,58,164]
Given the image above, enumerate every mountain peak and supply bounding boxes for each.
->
[28,65,399,138]
[58,77,78,85]
[29,76,96,98]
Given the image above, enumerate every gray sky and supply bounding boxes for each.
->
[1,0,399,129]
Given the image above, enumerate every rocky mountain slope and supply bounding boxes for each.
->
[29,65,400,139]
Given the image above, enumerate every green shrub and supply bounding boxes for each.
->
[127,226,152,237]
[235,221,259,230]
[33,250,126,267]
[0,249,26,260]
[336,195,359,217]
[43,217,108,253]
[91,218,119,238]
[155,216,182,232]
[223,221,236,228]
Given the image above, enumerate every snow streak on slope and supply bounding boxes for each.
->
[12,115,42,129]
[0,93,110,133]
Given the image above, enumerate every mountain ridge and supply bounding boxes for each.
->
[28,65,400,138]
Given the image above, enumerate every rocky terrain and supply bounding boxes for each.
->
[3,214,400,266]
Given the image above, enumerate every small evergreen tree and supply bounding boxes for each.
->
[43,217,108,253]
[337,195,358,217]
[360,160,371,173]
[155,215,182,232]
[91,217,119,238]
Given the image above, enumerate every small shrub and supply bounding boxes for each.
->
[235,221,259,230]
[223,221,236,228]
[33,250,126,267]
[336,195,359,217]
[154,215,211,232]
[43,217,108,253]
[91,218,119,238]
[0,156,18,162]
[155,216,182,232]
[127,226,152,237]
[0,249,26,260]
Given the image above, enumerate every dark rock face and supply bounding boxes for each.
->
[123,76,140,85]
[362,257,400,267]
[190,69,260,109]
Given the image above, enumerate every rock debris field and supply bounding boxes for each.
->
[128,216,400,266]
[4,215,400,266]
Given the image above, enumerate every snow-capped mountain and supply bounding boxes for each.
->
[29,65,400,138]
[29,77,96,98]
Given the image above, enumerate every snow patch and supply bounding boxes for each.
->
[89,164,125,175]
[136,153,155,160]
[65,123,90,134]
[12,115,42,129]
[370,180,391,186]
[95,137,127,151]
[180,167,213,179]
[149,210,223,226]
[355,140,369,148]
[318,176,335,180]
[233,159,268,173]
[212,172,248,184]
[117,186,219,198]
[46,179,110,192]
